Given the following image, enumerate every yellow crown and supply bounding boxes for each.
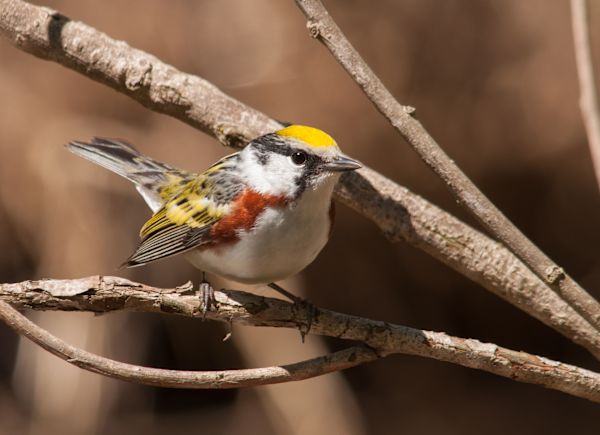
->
[276,125,337,149]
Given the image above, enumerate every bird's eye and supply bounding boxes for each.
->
[291,151,307,165]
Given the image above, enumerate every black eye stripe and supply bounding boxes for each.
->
[252,134,292,156]
[252,134,324,200]
[252,135,323,165]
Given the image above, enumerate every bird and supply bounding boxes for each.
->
[66,125,361,310]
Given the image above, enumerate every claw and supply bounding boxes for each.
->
[296,299,316,342]
[268,282,315,341]
[199,276,216,318]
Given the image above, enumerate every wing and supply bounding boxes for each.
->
[123,154,244,267]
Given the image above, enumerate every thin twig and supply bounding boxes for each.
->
[293,0,600,331]
[0,0,599,359]
[0,300,377,388]
[1,276,600,402]
[571,0,600,192]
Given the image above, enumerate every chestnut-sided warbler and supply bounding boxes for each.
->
[67,125,360,299]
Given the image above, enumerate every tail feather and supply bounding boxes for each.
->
[67,137,179,182]
[66,137,193,211]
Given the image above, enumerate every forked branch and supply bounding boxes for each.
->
[0,298,377,388]
[293,0,600,332]
[1,276,600,402]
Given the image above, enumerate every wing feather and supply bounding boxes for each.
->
[124,157,244,267]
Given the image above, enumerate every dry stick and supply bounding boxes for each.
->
[0,0,600,359]
[293,0,600,329]
[1,277,600,402]
[0,300,378,388]
[337,171,600,360]
[571,0,600,192]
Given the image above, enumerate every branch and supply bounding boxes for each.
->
[2,276,600,402]
[293,0,600,333]
[0,3,281,148]
[0,0,599,360]
[0,300,377,388]
[337,170,600,360]
[571,0,600,191]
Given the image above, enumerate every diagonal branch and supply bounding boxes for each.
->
[571,0,600,192]
[1,276,600,402]
[293,0,600,332]
[0,0,599,360]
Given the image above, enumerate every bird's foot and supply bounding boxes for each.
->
[268,282,316,341]
[199,277,216,318]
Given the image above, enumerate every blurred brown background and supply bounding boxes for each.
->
[1,0,600,434]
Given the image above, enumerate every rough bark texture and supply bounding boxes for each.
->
[1,277,600,402]
[0,0,280,148]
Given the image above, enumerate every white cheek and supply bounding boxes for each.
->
[239,152,300,197]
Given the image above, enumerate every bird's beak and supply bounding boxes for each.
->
[323,155,362,172]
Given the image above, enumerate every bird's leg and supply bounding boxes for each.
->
[268,282,316,341]
[268,282,304,302]
[199,272,216,318]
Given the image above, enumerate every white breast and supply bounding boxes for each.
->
[184,179,336,284]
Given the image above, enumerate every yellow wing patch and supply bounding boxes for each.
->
[124,151,242,267]
[140,177,224,238]
[157,173,190,201]
[140,152,240,239]
[276,125,337,149]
